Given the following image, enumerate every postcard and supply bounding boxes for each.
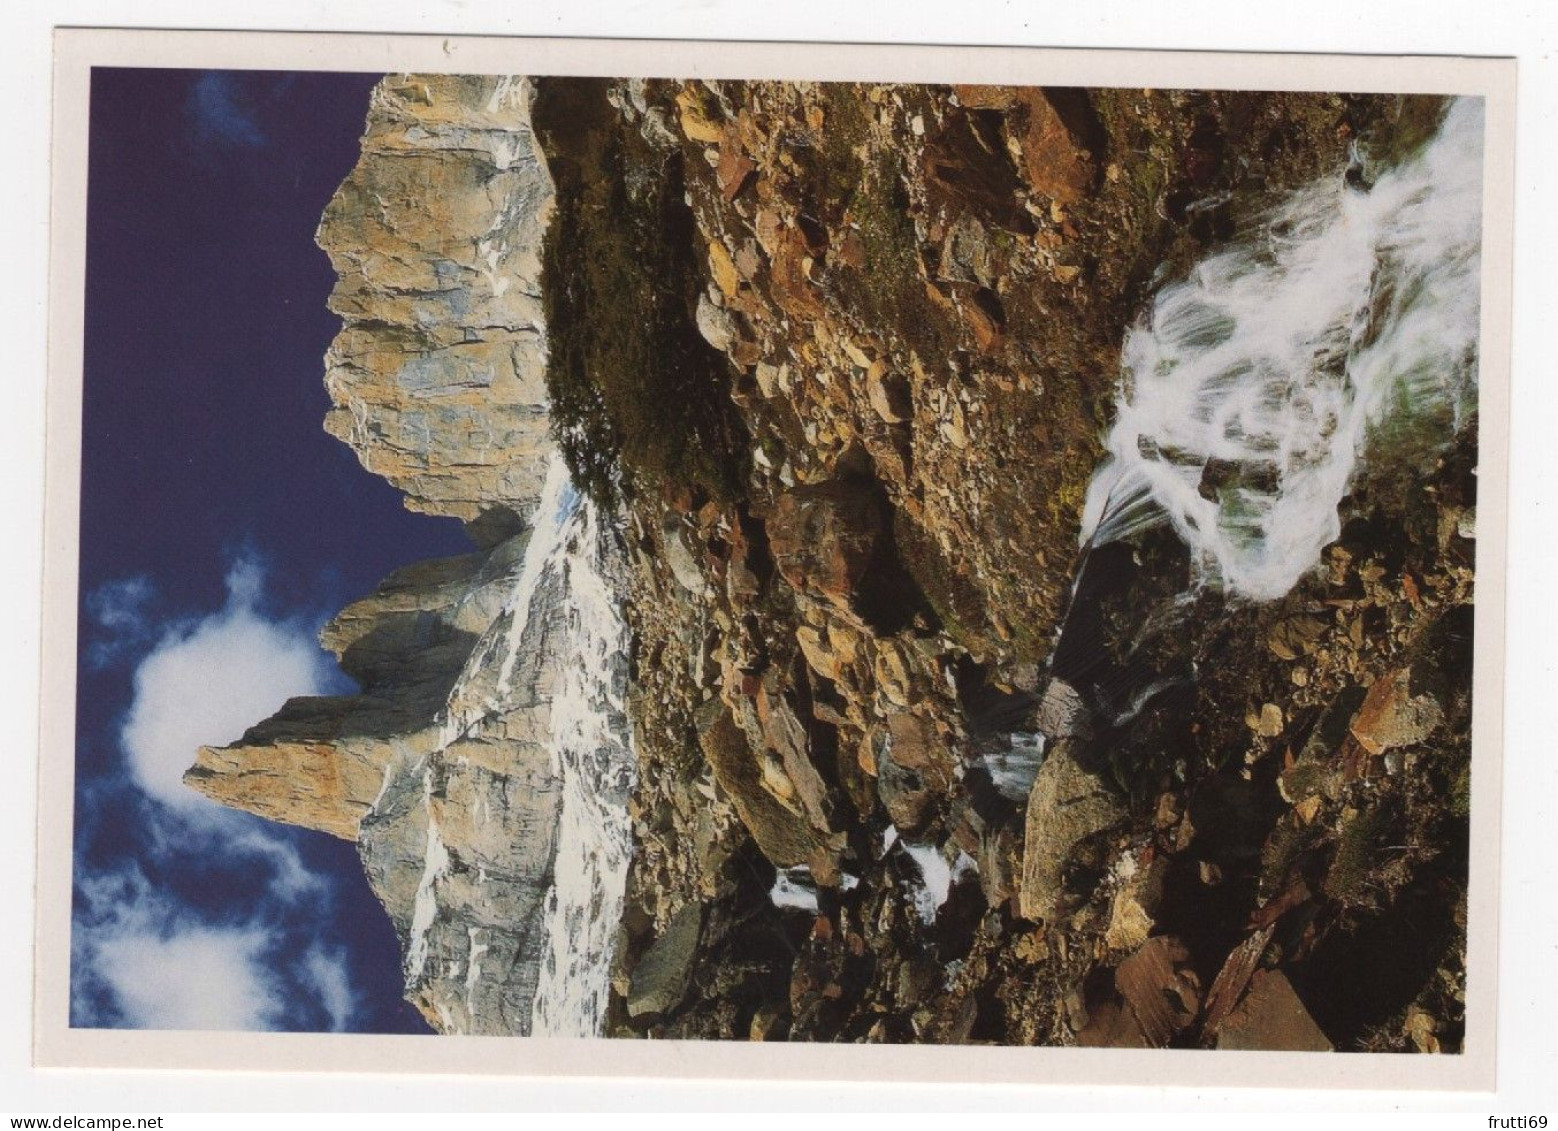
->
[36,28,1515,1090]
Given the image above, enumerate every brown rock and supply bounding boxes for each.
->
[767,227,827,320]
[675,85,724,144]
[875,710,952,831]
[1104,856,1169,952]
[1201,927,1274,1039]
[866,363,912,424]
[1012,90,1096,205]
[873,640,914,707]
[707,239,741,299]
[1017,738,1127,922]
[951,84,1021,111]
[962,289,1005,353]
[1247,702,1284,737]
[921,108,1033,234]
[1214,970,1332,1052]
[752,677,833,829]
[767,479,883,612]
[796,626,838,682]
[949,86,1096,206]
[186,732,385,841]
[716,146,757,201]
[1349,667,1444,755]
[834,229,866,270]
[1404,1005,1441,1053]
[1268,614,1327,660]
[1076,999,1153,1048]
[1115,936,1201,1047]
[724,518,762,602]
[884,709,946,776]
[315,75,557,526]
[697,699,842,876]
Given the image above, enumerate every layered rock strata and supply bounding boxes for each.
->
[316,73,556,536]
[188,75,572,1035]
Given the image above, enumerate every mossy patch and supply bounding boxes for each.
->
[533,78,750,508]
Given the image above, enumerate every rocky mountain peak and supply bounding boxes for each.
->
[315,74,556,535]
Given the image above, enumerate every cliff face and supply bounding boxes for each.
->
[187,75,1475,1053]
[316,74,556,536]
[187,75,575,1035]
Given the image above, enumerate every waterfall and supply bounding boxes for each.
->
[984,98,1484,800]
[1081,98,1483,600]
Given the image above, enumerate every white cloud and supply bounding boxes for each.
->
[83,575,156,668]
[227,828,327,902]
[86,574,155,634]
[119,556,338,812]
[302,946,357,1031]
[71,557,365,1033]
[93,922,284,1032]
[73,866,286,1032]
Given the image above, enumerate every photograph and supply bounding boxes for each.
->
[34,31,1515,1089]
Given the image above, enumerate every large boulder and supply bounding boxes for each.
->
[766,479,884,613]
[1017,738,1127,922]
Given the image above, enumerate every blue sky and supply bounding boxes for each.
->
[71,68,475,1033]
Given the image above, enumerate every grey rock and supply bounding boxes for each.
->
[1018,738,1126,922]
[627,902,704,1017]
[1034,678,1093,740]
[315,75,557,530]
[695,292,739,352]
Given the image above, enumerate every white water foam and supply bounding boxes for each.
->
[977,732,1046,801]
[768,866,860,913]
[1081,99,1484,600]
[900,842,977,926]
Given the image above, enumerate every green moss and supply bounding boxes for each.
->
[1324,806,1388,905]
[1449,762,1471,821]
[1261,812,1320,896]
[807,87,871,221]
[837,156,957,365]
[1281,759,1328,805]
[1043,474,1089,540]
[533,78,749,508]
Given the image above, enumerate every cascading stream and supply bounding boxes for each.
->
[981,97,1484,798]
[1081,97,1483,598]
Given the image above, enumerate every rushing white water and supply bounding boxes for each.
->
[768,866,860,913]
[979,100,1485,803]
[900,841,978,926]
[1081,98,1484,600]
[976,732,1046,801]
